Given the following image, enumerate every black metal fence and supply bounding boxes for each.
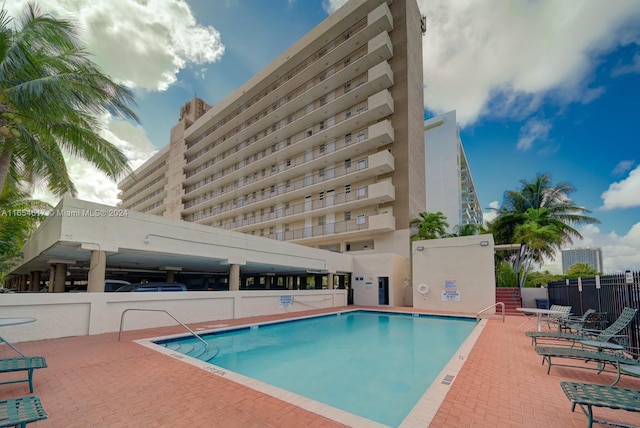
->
[547,270,640,350]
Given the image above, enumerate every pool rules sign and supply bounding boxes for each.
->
[442,280,460,302]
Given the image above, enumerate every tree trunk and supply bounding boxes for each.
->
[0,145,11,192]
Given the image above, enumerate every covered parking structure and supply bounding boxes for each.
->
[5,197,354,294]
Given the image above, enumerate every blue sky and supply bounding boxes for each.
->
[9,0,640,273]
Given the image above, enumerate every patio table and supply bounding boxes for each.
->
[0,317,36,357]
[516,308,564,332]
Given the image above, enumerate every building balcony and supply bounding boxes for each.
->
[123,189,166,212]
[183,1,393,152]
[219,180,395,232]
[183,30,393,161]
[182,147,394,219]
[118,176,168,203]
[181,92,394,203]
[280,211,396,245]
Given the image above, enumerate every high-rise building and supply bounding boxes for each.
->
[119,0,426,263]
[424,110,483,233]
[561,247,603,274]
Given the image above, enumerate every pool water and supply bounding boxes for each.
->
[156,311,476,427]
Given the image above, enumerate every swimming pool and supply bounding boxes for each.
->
[150,310,481,427]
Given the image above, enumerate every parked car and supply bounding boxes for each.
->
[115,282,187,292]
[104,280,130,292]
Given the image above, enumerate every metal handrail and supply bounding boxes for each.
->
[118,309,209,352]
[476,302,505,323]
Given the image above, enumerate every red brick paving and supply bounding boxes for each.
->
[1,307,639,427]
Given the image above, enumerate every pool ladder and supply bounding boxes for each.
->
[476,302,505,323]
[118,308,219,359]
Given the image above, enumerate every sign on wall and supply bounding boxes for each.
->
[279,295,294,308]
[442,279,460,301]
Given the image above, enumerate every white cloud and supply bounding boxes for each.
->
[7,0,225,91]
[517,118,552,151]
[612,51,640,76]
[322,0,349,15]
[419,0,640,126]
[612,160,636,176]
[568,224,640,273]
[600,166,640,209]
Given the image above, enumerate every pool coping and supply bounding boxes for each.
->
[135,308,486,428]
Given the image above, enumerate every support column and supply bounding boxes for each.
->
[48,266,55,293]
[54,263,67,293]
[87,250,106,293]
[31,271,41,292]
[328,273,334,290]
[166,270,175,282]
[229,264,240,291]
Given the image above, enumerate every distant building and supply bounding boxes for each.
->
[561,247,603,274]
[423,111,483,233]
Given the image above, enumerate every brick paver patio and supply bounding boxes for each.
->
[1,306,639,427]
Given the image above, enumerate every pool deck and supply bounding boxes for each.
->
[1,306,639,427]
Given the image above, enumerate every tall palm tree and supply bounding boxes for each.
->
[410,211,449,241]
[488,173,599,288]
[0,3,139,196]
[0,180,50,282]
[449,222,486,237]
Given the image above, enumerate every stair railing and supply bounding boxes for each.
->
[476,302,505,323]
[118,308,209,352]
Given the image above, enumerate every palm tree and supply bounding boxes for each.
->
[410,211,449,241]
[0,3,139,196]
[0,181,51,282]
[488,173,599,288]
[449,223,486,237]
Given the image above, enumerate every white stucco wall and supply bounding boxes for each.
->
[0,290,347,343]
[351,253,409,307]
[411,235,495,314]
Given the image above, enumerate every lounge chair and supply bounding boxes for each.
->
[546,304,572,330]
[558,309,597,333]
[535,345,639,385]
[0,357,47,393]
[560,381,640,428]
[526,307,638,346]
[0,395,47,427]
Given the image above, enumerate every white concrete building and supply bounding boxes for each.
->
[424,110,483,233]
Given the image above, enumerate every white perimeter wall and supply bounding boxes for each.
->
[412,235,496,314]
[0,290,347,344]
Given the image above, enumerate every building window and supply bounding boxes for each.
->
[286,179,291,188]
[319,144,325,153]
[356,214,366,225]
[345,184,351,194]
[319,191,324,200]
[286,158,291,167]
[319,167,325,177]
[345,133,352,143]
[345,158,351,168]
[345,109,352,118]
[318,216,325,226]
[345,211,351,221]
[344,82,351,92]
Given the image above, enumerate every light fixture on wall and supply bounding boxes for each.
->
[479,241,489,246]
[416,246,425,251]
